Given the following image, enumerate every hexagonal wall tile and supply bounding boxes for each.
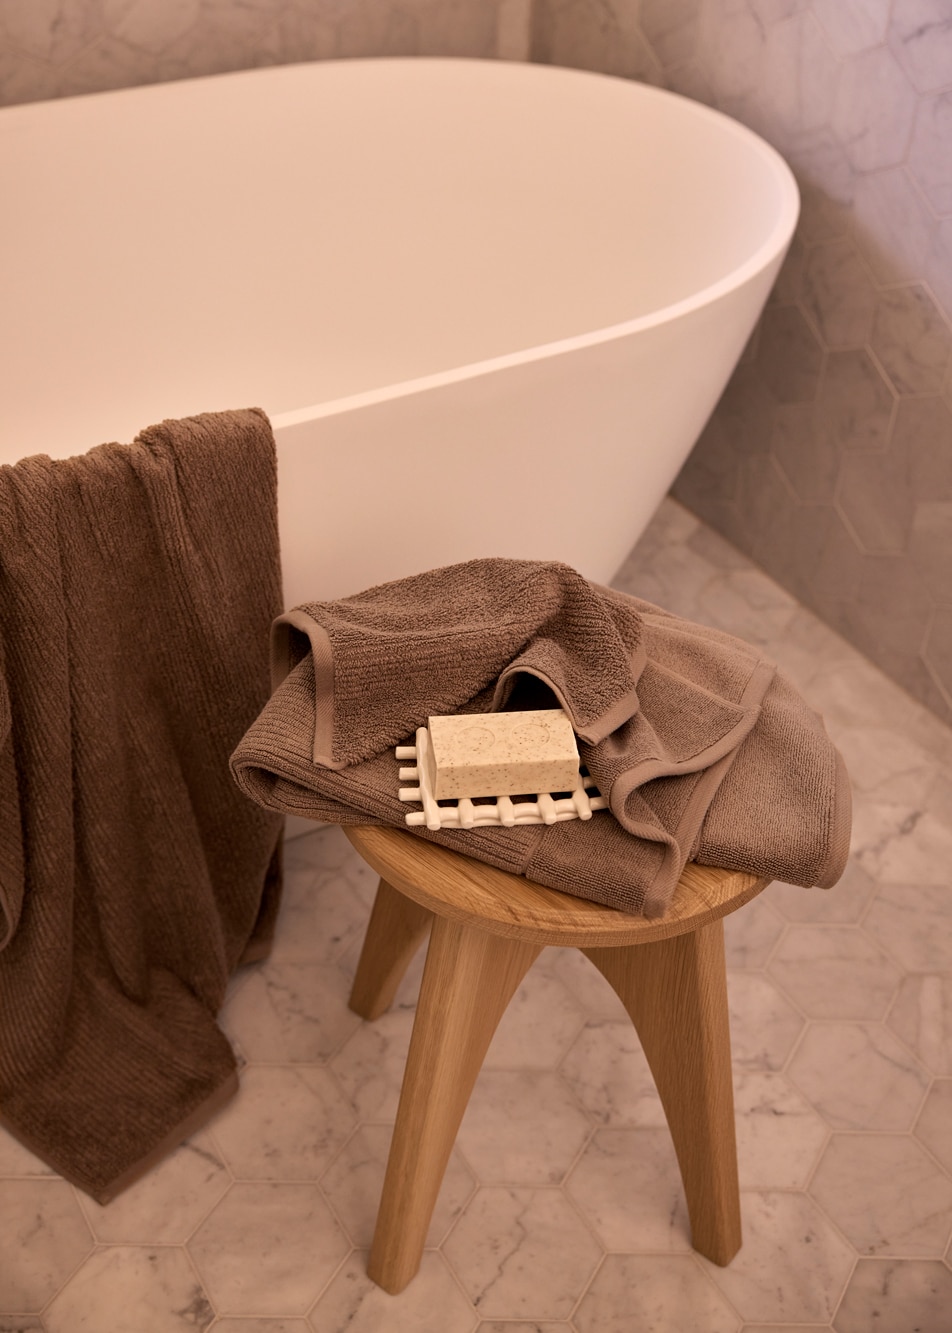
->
[813,0,890,56]
[756,304,824,402]
[187,1182,349,1316]
[442,1187,602,1321]
[45,1247,213,1333]
[871,284,952,396]
[831,45,918,170]
[809,1133,952,1256]
[815,348,896,452]
[802,240,877,347]
[888,0,952,93]
[0,1179,93,1314]
[908,90,952,214]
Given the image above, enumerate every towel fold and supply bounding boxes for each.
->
[0,408,284,1203]
[233,559,851,919]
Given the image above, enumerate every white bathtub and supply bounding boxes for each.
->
[0,58,797,606]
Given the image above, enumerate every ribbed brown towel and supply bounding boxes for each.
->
[232,560,851,918]
[0,409,284,1203]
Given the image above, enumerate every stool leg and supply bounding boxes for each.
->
[369,916,542,1293]
[349,878,433,1021]
[584,918,741,1266]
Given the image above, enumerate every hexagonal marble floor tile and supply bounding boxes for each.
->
[320,1123,475,1247]
[733,1071,829,1189]
[559,1021,665,1128]
[766,925,901,1020]
[482,967,586,1070]
[0,1126,57,1178]
[564,1128,692,1253]
[211,1321,310,1333]
[534,947,629,1021]
[329,1004,416,1124]
[219,958,362,1064]
[700,1191,855,1324]
[722,893,785,969]
[75,1131,229,1246]
[809,1134,952,1256]
[864,880,952,972]
[765,860,876,924]
[726,972,805,1070]
[187,1182,349,1316]
[914,1079,952,1174]
[0,1179,94,1313]
[44,1247,213,1333]
[787,1021,931,1130]
[455,1069,592,1186]
[831,1258,952,1332]
[573,1254,741,1333]
[267,853,375,966]
[475,1324,571,1333]
[309,1251,477,1332]
[887,973,952,1075]
[442,1187,601,1321]
[207,1064,354,1181]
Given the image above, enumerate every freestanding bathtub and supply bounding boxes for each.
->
[0,58,798,607]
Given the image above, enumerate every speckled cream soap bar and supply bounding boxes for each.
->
[424,709,580,800]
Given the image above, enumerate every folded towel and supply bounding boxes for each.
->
[232,560,851,918]
[0,408,284,1203]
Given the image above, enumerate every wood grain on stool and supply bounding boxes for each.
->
[344,823,769,1294]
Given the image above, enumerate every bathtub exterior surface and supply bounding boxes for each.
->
[0,58,798,603]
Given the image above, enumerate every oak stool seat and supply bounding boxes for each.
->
[343,822,770,1294]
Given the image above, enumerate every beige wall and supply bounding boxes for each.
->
[3,0,950,720]
[533,0,952,723]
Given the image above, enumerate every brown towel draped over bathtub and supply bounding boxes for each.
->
[231,558,851,920]
[0,408,284,1203]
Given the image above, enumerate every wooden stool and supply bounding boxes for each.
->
[343,823,770,1294]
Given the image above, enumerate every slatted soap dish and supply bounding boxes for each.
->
[396,707,607,831]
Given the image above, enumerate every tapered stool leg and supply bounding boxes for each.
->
[369,915,542,1293]
[349,878,434,1021]
[584,918,741,1265]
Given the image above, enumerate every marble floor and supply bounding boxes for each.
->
[3,496,952,1332]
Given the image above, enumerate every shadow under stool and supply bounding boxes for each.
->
[343,822,771,1294]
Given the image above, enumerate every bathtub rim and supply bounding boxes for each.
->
[235,57,801,430]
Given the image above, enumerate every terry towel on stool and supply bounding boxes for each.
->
[231,558,851,918]
[0,409,284,1203]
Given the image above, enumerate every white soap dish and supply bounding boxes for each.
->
[395,723,607,831]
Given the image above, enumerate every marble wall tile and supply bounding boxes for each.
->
[888,0,952,94]
[573,1253,741,1333]
[871,284,952,396]
[831,45,919,172]
[802,241,878,348]
[101,0,202,54]
[755,304,825,402]
[908,92,952,215]
[529,0,663,83]
[811,0,890,58]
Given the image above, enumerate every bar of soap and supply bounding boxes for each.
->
[424,709,579,800]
